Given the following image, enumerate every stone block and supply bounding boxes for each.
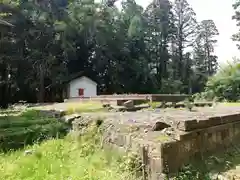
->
[149,156,163,180]
[175,112,240,131]
[152,122,170,131]
[102,103,110,108]
[123,100,134,108]
[60,114,81,124]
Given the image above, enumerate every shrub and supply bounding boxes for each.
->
[203,62,240,102]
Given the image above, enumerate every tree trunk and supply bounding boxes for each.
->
[0,31,8,109]
[0,62,9,109]
[206,44,211,75]
[178,37,183,81]
[39,64,45,103]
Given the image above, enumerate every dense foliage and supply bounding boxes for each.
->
[0,0,221,107]
[0,110,68,151]
[203,61,240,102]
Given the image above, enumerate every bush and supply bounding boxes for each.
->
[203,62,240,102]
[192,91,215,101]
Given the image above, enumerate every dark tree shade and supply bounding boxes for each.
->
[0,0,220,106]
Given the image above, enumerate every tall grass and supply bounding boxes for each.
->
[0,110,68,152]
[0,124,138,180]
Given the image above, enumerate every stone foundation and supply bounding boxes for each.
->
[102,118,240,179]
[35,106,240,179]
[90,108,240,179]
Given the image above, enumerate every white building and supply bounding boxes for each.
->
[66,75,97,98]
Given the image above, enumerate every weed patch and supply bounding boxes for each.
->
[0,110,68,151]
[0,125,138,180]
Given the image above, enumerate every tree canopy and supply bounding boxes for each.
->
[0,0,221,107]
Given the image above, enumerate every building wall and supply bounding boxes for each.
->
[69,76,97,98]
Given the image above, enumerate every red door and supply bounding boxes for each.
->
[78,88,84,96]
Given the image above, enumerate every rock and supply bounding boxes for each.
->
[109,108,118,112]
[55,110,66,118]
[72,115,101,131]
[160,102,166,108]
[161,128,174,136]
[102,103,110,108]
[152,121,171,131]
[161,128,167,133]
[154,108,161,112]
[60,114,81,124]
[123,100,134,108]
[24,150,33,156]
[210,173,228,180]
[156,104,162,108]
[128,119,136,123]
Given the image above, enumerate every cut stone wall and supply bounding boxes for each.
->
[35,107,240,179]
[161,120,240,174]
[66,94,190,104]
[95,111,240,179]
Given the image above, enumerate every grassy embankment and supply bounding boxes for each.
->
[0,110,68,151]
[0,125,138,180]
[0,107,138,180]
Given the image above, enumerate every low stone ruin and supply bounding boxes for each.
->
[34,105,240,180]
[101,101,150,112]
[71,106,240,179]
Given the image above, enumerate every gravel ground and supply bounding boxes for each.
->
[31,102,240,132]
[84,105,240,123]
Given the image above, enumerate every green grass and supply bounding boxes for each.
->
[65,102,105,114]
[0,110,68,151]
[0,126,138,180]
[221,102,240,106]
[30,101,106,115]
[148,102,161,109]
